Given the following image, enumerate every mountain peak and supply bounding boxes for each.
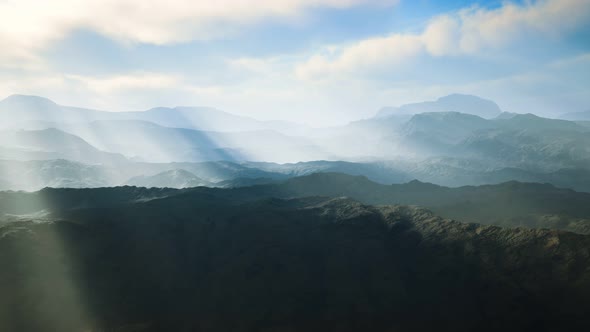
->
[377,93,501,119]
[126,169,211,189]
[1,94,58,106]
[495,111,519,119]
[511,113,540,120]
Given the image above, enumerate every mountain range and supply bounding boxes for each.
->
[3,172,589,234]
[0,94,307,134]
[0,94,589,193]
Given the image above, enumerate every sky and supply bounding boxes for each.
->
[0,0,589,125]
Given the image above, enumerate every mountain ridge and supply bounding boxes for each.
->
[0,94,308,134]
[1,187,589,331]
[3,172,590,234]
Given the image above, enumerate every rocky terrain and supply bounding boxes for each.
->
[1,187,589,331]
[3,172,590,234]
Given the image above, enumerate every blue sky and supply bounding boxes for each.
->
[0,0,588,125]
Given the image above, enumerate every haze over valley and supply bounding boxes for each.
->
[1,93,590,192]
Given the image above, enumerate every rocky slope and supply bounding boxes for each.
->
[3,172,590,234]
[0,189,589,331]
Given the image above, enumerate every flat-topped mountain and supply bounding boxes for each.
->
[377,94,502,119]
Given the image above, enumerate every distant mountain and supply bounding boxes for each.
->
[0,159,291,191]
[326,109,590,165]
[215,177,279,188]
[58,120,246,163]
[377,94,502,119]
[3,156,590,193]
[3,94,587,167]
[244,172,590,234]
[261,158,590,192]
[393,158,590,191]
[495,113,587,132]
[138,161,287,183]
[560,110,590,121]
[455,129,590,169]
[1,187,589,331]
[370,112,590,169]
[0,128,127,164]
[0,95,106,126]
[0,159,115,191]
[243,160,412,184]
[3,94,590,190]
[317,109,499,159]
[398,111,589,147]
[402,112,494,146]
[494,111,519,119]
[16,119,325,163]
[0,94,308,134]
[125,169,213,188]
[136,106,307,133]
[452,115,590,170]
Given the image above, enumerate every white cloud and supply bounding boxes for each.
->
[0,0,398,68]
[0,70,230,113]
[457,0,590,52]
[1,0,588,124]
[296,0,590,80]
[421,15,461,56]
[296,34,424,80]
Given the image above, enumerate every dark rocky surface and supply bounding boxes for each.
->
[1,189,589,332]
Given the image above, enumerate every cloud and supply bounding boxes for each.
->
[456,0,590,52]
[1,0,588,124]
[0,0,398,68]
[421,15,461,56]
[296,0,590,80]
[295,34,424,80]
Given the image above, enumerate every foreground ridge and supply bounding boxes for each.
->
[1,192,589,332]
